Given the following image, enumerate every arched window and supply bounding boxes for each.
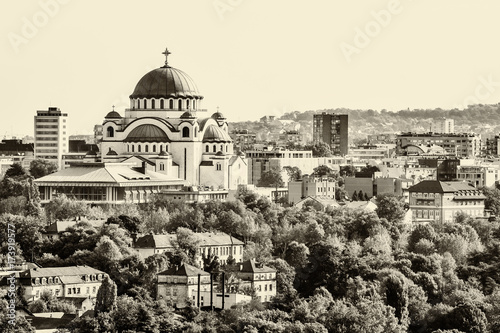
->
[193,100,196,110]
[131,145,134,153]
[153,145,156,153]
[226,145,228,152]
[160,163,164,171]
[143,98,147,109]
[160,99,164,109]
[182,127,189,138]
[169,99,174,109]
[107,126,114,137]
[165,144,168,152]
[151,99,155,109]
[186,99,190,109]
[216,163,221,171]
[159,144,163,152]
[206,145,209,153]
[138,145,141,152]
[213,145,216,152]
[137,99,140,109]
[145,145,149,152]
[178,99,182,110]
[220,145,223,152]
[127,144,129,152]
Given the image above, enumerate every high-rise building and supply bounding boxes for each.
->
[34,107,68,169]
[313,112,348,156]
[430,118,454,134]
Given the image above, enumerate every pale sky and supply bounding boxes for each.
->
[2,0,500,137]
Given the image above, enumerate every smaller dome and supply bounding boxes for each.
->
[105,111,122,119]
[211,112,225,120]
[180,111,195,119]
[106,149,118,156]
[215,151,225,156]
[203,125,232,143]
[125,124,170,142]
[158,150,170,157]
[86,150,98,156]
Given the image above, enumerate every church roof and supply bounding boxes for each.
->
[203,125,232,143]
[105,110,122,119]
[130,66,203,100]
[124,124,171,142]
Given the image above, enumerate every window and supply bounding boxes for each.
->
[153,145,156,153]
[152,99,155,109]
[193,100,196,109]
[206,145,209,153]
[169,99,174,109]
[137,99,140,108]
[182,127,190,138]
[107,126,114,137]
[178,99,182,110]
[143,98,147,109]
[138,145,141,152]
[160,99,164,109]
[269,284,273,291]
[213,145,216,152]
[160,163,164,171]
[159,144,163,152]
[186,99,190,109]
[145,145,149,152]
[216,163,221,171]
[68,288,71,295]
[86,287,90,294]
[131,145,134,153]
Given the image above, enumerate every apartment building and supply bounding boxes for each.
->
[34,107,68,169]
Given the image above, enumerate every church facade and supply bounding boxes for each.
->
[100,48,247,190]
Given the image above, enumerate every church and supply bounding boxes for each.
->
[99,48,247,190]
[35,48,248,204]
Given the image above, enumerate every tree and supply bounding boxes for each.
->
[340,165,356,177]
[481,186,500,216]
[352,191,359,201]
[174,227,201,265]
[376,194,407,224]
[312,165,335,177]
[95,275,117,314]
[358,190,364,201]
[45,194,89,221]
[4,163,27,179]
[29,159,58,179]
[258,168,284,188]
[284,166,302,182]
[309,142,333,157]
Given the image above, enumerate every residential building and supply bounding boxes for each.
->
[349,144,392,161]
[288,175,336,205]
[235,259,276,303]
[34,107,68,169]
[157,264,211,308]
[313,112,348,156]
[18,265,106,311]
[486,135,500,156]
[456,165,500,188]
[278,130,303,146]
[134,232,245,266]
[430,118,454,134]
[230,129,257,151]
[408,180,485,223]
[396,132,481,158]
[245,146,345,185]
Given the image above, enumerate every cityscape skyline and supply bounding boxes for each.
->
[3,1,500,138]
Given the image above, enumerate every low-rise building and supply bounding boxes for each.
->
[396,132,481,158]
[18,265,106,311]
[408,180,485,223]
[235,259,276,303]
[134,232,245,266]
[288,175,336,205]
[157,264,211,308]
[456,165,499,188]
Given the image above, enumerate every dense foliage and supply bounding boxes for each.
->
[2,163,500,331]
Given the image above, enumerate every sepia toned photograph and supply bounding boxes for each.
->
[1,1,500,332]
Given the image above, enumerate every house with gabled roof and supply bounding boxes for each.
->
[17,265,106,311]
[134,231,244,266]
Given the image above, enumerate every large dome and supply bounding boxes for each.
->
[203,125,232,143]
[130,66,203,100]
